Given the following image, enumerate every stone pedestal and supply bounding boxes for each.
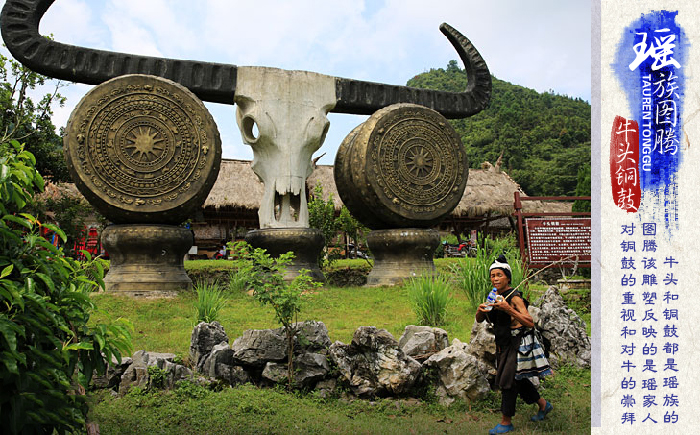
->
[102,224,193,297]
[366,228,440,287]
[245,228,325,282]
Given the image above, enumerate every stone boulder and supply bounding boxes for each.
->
[467,321,498,372]
[119,350,192,395]
[231,328,287,367]
[329,326,421,398]
[230,321,332,368]
[294,321,332,353]
[261,352,330,388]
[199,343,251,386]
[424,338,491,405]
[92,355,133,390]
[398,325,449,362]
[190,321,229,370]
[531,286,591,368]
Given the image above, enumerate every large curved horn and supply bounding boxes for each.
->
[333,23,492,119]
[0,0,237,104]
[2,1,490,118]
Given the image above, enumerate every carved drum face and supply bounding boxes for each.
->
[63,75,221,225]
[234,67,336,228]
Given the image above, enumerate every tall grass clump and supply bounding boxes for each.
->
[450,233,529,309]
[228,263,252,294]
[193,280,227,323]
[405,274,452,326]
[228,268,250,293]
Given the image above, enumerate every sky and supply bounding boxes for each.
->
[0,0,591,165]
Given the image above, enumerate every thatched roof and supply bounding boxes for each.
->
[203,159,265,209]
[205,159,570,217]
[36,181,85,203]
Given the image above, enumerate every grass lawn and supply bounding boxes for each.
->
[87,259,591,434]
[90,364,591,434]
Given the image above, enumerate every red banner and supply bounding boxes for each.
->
[610,115,640,212]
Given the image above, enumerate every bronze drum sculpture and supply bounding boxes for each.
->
[335,104,470,285]
[334,104,468,230]
[63,74,221,296]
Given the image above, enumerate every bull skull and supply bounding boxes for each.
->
[235,67,335,228]
[1,0,492,227]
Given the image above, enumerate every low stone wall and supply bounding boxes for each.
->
[94,286,590,405]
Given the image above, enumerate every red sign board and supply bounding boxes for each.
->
[525,218,591,265]
[610,115,640,213]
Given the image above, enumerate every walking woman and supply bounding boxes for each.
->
[475,254,553,434]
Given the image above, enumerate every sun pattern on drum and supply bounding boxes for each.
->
[126,125,164,162]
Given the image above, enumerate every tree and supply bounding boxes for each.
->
[0,53,70,181]
[0,141,132,433]
[307,184,339,267]
[336,205,368,260]
[231,241,320,389]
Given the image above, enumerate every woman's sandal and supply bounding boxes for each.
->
[488,423,514,434]
[531,401,553,421]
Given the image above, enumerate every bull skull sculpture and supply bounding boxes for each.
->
[1,0,492,228]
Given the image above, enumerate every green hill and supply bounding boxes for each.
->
[407,61,591,197]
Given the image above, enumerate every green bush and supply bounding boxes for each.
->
[0,141,132,434]
[175,379,211,400]
[193,280,227,323]
[147,365,168,389]
[405,274,452,326]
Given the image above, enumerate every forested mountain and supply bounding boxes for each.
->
[407,61,591,197]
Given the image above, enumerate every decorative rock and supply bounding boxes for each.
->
[261,352,330,388]
[467,321,497,369]
[329,326,421,398]
[532,286,591,368]
[231,329,287,367]
[199,343,252,386]
[294,321,332,353]
[424,338,491,406]
[190,321,229,369]
[119,350,192,395]
[92,355,133,390]
[398,325,449,362]
[229,321,331,369]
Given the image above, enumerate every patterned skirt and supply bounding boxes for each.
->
[514,327,552,380]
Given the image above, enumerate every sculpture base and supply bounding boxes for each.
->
[102,224,193,297]
[366,228,440,287]
[245,228,325,282]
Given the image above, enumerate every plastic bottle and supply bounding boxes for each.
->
[484,288,498,311]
